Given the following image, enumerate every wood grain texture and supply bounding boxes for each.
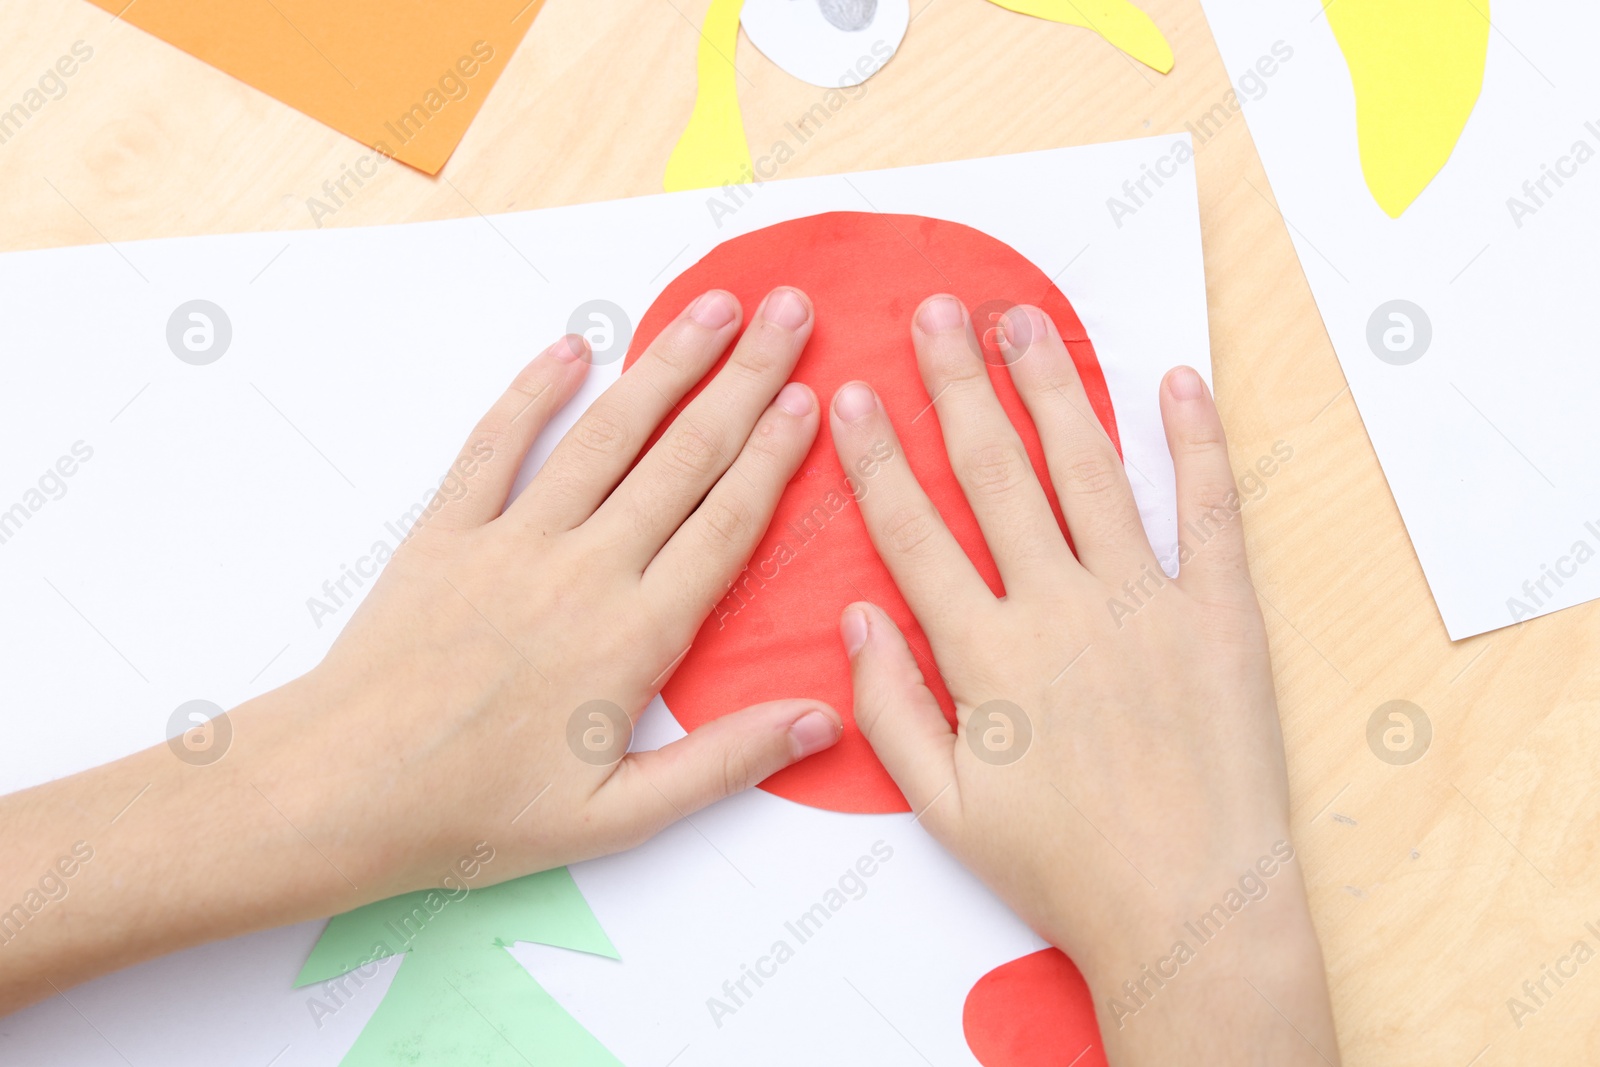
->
[3,1,1598,1062]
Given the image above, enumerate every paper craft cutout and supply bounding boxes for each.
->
[665,0,1173,189]
[986,0,1174,74]
[1323,0,1489,216]
[664,0,753,192]
[963,949,1106,1067]
[624,211,1120,813]
[740,0,909,89]
[297,868,621,1065]
[81,0,545,174]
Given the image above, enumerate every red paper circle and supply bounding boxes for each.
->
[963,949,1107,1067]
[624,212,1120,813]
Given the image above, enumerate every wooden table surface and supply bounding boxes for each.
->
[5,1,1598,1064]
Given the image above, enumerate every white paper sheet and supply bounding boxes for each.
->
[0,135,1209,1064]
[741,0,909,88]
[1197,0,1600,639]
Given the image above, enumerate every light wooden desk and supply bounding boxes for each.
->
[4,1,1597,1063]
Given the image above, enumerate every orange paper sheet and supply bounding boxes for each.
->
[84,0,546,173]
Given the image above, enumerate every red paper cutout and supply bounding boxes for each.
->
[624,212,1120,813]
[963,949,1106,1067]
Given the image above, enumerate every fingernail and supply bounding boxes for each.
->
[762,288,810,331]
[789,709,841,759]
[690,290,738,329]
[776,382,813,416]
[1168,366,1206,401]
[833,382,877,422]
[1002,306,1048,350]
[840,608,868,656]
[555,333,588,362]
[917,295,965,334]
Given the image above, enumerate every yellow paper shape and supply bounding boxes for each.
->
[986,0,1174,74]
[665,0,753,191]
[1324,0,1490,217]
[82,0,548,174]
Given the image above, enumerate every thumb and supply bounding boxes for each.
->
[602,699,842,838]
[841,603,958,817]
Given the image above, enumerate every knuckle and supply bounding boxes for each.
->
[851,694,885,741]
[698,494,754,549]
[663,423,723,479]
[882,506,938,557]
[1177,420,1228,455]
[851,679,911,743]
[649,330,712,376]
[932,357,989,389]
[507,365,551,405]
[742,418,790,464]
[720,744,757,797]
[1060,451,1124,498]
[962,442,1027,498]
[570,408,630,459]
[1038,372,1081,396]
[461,425,508,467]
[1188,478,1241,520]
[730,328,791,378]
[1044,380,1096,418]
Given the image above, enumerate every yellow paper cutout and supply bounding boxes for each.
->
[1324,0,1489,217]
[663,0,1177,189]
[986,0,1174,74]
[665,0,753,191]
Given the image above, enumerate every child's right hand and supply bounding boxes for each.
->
[831,295,1339,1065]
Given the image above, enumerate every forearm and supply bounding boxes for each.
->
[0,686,356,1015]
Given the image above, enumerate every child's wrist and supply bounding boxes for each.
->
[1050,831,1315,983]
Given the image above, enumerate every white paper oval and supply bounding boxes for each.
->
[741,0,909,89]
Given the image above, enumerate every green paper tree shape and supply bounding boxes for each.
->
[296,868,624,1066]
